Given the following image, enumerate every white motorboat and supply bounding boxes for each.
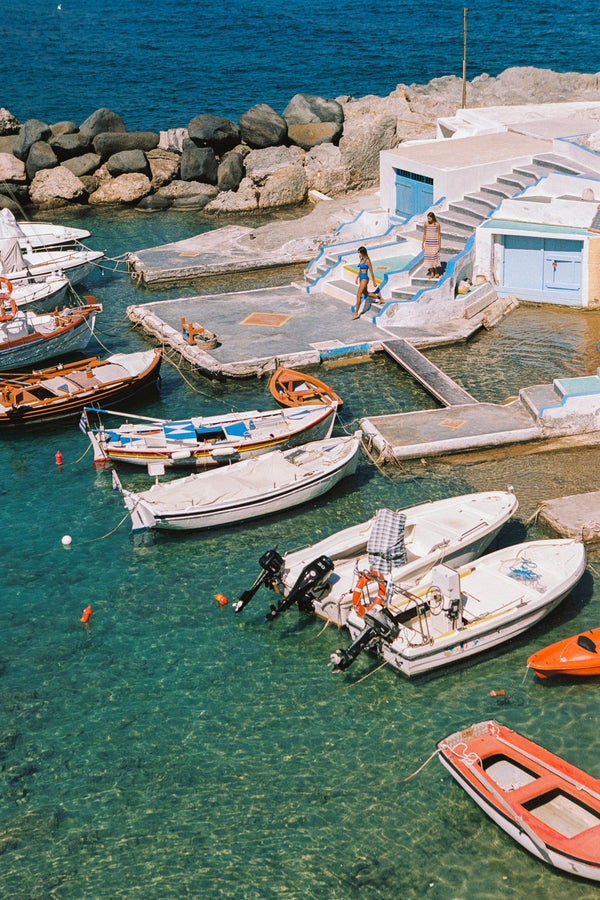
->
[84,402,338,469]
[113,435,361,532]
[9,274,71,313]
[0,235,104,286]
[0,302,101,369]
[330,539,586,677]
[0,208,91,250]
[234,491,519,621]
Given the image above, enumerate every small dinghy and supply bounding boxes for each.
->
[437,720,600,881]
[0,302,101,369]
[0,349,161,426]
[329,539,586,677]
[84,402,337,469]
[269,366,343,408]
[527,628,600,678]
[233,491,518,620]
[3,274,71,313]
[114,435,361,532]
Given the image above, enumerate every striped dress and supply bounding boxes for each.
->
[423,222,441,269]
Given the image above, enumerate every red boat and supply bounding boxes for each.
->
[438,720,600,881]
[527,628,600,678]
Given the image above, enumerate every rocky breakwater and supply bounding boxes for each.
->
[2,67,600,214]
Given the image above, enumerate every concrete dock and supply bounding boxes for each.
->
[537,491,600,541]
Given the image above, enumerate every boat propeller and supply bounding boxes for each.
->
[233,548,285,614]
[266,555,334,621]
[330,604,400,672]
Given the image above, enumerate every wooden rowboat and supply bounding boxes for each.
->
[527,628,600,678]
[0,349,161,427]
[0,303,102,370]
[438,720,600,881]
[268,366,343,408]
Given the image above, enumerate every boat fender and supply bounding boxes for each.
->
[215,593,228,606]
[0,295,17,323]
[352,571,386,616]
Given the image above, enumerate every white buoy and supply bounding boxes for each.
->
[61,534,72,546]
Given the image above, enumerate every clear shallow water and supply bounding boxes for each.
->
[2,207,600,898]
[4,0,600,128]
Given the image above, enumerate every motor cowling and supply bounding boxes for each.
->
[330,603,400,671]
[266,555,334,620]
[234,548,285,613]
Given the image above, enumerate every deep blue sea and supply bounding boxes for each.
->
[3,5,600,898]
[3,0,600,129]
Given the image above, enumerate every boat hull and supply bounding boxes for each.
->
[269,366,343,408]
[438,720,600,881]
[0,308,99,369]
[528,628,600,677]
[123,436,360,531]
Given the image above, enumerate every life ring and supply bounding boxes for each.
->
[0,296,17,323]
[0,276,13,296]
[352,570,387,616]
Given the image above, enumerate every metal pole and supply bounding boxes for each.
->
[462,8,468,109]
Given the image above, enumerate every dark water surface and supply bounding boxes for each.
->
[1,206,600,898]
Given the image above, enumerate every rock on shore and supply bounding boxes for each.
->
[2,67,600,214]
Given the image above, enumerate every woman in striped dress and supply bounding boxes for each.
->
[422,211,441,279]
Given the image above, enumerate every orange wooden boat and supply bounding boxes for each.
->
[0,348,161,427]
[527,628,600,677]
[269,366,343,408]
[438,719,600,880]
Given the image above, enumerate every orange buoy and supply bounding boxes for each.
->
[488,689,506,697]
[55,450,63,466]
[215,593,228,606]
[81,606,92,623]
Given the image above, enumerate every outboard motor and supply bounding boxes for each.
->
[266,555,334,621]
[330,604,400,672]
[431,564,462,630]
[234,549,285,613]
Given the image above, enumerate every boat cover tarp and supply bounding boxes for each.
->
[0,209,26,240]
[0,236,26,274]
[367,508,407,575]
[139,451,302,510]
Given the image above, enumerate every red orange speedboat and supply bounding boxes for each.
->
[527,628,600,678]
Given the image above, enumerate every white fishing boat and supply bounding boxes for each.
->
[437,720,600,881]
[0,235,104,286]
[0,208,91,250]
[0,302,101,369]
[84,402,338,469]
[113,435,361,532]
[9,274,71,313]
[330,539,586,677]
[234,491,518,621]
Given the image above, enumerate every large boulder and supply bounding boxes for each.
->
[244,145,304,184]
[62,153,102,177]
[171,192,215,210]
[29,166,87,207]
[106,149,149,177]
[146,149,180,189]
[12,119,51,161]
[238,104,287,149]
[0,108,21,136]
[179,141,218,183]
[155,180,219,201]
[50,121,79,136]
[204,177,259,212]
[26,142,59,179]
[158,128,187,153]
[79,108,127,140]
[304,143,350,196]
[49,132,93,159]
[288,121,343,150]
[217,151,244,191]
[88,173,152,205]
[258,164,308,208]
[187,115,240,154]
[283,94,344,126]
[93,131,159,160]
[339,114,397,189]
[0,153,26,183]
[137,194,173,211]
[0,194,23,213]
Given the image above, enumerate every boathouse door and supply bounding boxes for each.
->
[501,235,582,305]
[394,169,433,219]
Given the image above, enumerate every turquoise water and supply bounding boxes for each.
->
[3,208,600,898]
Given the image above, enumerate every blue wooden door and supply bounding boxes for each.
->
[543,238,582,292]
[502,235,542,289]
[502,235,582,302]
[394,169,433,219]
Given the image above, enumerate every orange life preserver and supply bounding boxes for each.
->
[0,276,12,295]
[352,570,387,616]
[0,295,16,323]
